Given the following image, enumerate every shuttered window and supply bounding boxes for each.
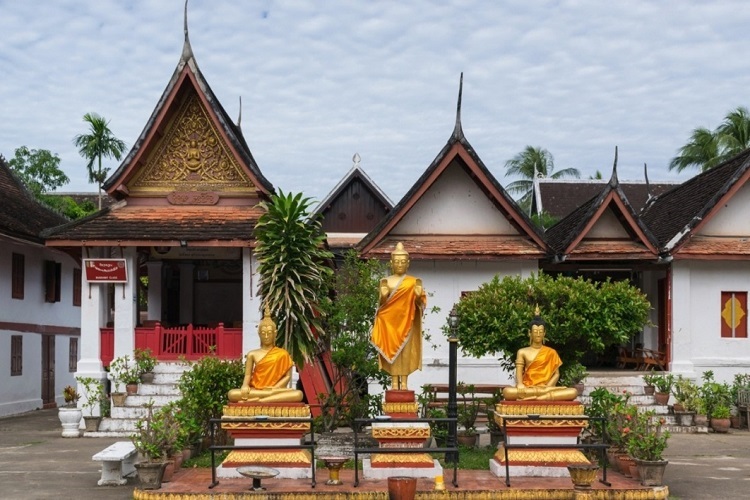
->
[73,268,81,307]
[44,260,62,303]
[720,291,748,338]
[69,338,78,372]
[11,336,22,376]
[12,253,24,299]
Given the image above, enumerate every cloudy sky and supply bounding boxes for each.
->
[2,0,749,204]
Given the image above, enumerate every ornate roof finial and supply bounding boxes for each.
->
[644,162,652,198]
[237,96,243,129]
[609,146,619,187]
[181,0,194,61]
[452,72,464,140]
[352,153,361,167]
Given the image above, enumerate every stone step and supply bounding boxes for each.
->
[121,394,178,407]
[98,417,139,433]
[137,383,180,396]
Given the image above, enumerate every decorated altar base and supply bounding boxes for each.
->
[490,400,591,478]
[218,402,313,479]
[361,389,442,479]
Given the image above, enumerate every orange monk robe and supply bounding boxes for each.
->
[250,347,294,389]
[370,275,425,367]
[522,346,562,387]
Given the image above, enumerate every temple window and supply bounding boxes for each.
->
[44,260,62,303]
[11,253,24,299]
[721,291,748,338]
[11,335,22,376]
[69,338,78,372]
[72,268,81,307]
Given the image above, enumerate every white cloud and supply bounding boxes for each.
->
[1,0,749,202]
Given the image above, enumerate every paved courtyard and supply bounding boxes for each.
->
[1,409,749,499]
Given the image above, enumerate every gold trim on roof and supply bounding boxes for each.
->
[128,93,256,194]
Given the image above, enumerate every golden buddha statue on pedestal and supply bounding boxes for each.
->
[227,306,304,404]
[502,306,578,401]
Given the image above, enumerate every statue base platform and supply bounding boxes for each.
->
[382,389,419,418]
[490,400,591,478]
[218,403,313,479]
[362,458,443,479]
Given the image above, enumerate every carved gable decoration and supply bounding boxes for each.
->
[128,93,255,194]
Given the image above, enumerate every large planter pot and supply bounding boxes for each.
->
[676,411,695,426]
[694,414,709,426]
[653,392,670,405]
[83,415,101,432]
[711,417,731,433]
[456,432,478,448]
[135,461,167,490]
[161,460,175,483]
[635,459,668,486]
[567,463,599,488]
[672,403,685,413]
[617,455,636,477]
[387,476,417,500]
[730,415,741,429]
[58,407,82,438]
[606,449,621,473]
[111,392,127,407]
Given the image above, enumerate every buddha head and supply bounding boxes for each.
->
[529,304,547,346]
[390,242,410,275]
[258,305,277,346]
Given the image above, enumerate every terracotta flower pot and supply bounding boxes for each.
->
[617,455,636,477]
[111,392,127,407]
[711,417,731,433]
[643,385,655,396]
[387,476,417,500]
[653,392,670,405]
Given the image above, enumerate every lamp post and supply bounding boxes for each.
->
[446,306,459,463]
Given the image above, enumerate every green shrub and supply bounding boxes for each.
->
[452,273,651,371]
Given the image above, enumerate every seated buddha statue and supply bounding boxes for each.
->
[502,306,579,401]
[227,306,304,403]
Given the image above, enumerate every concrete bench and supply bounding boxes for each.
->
[92,441,137,486]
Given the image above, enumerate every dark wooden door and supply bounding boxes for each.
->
[41,335,55,408]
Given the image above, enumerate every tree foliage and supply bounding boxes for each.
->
[73,112,126,208]
[254,190,334,367]
[504,146,580,210]
[452,273,651,373]
[8,146,69,196]
[317,250,389,431]
[670,106,750,172]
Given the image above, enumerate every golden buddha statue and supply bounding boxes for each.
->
[502,306,578,401]
[370,242,427,391]
[227,306,304,403]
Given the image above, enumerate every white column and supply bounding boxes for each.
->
[179,262,194,325]
[242,247,260,352]
[146,260,163,321]
[671,263,694,376]
[76,248,107,418]
[113,247,138,358]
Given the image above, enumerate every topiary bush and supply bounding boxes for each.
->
[452,272,651,372]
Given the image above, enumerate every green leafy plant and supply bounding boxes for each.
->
[452,273,651,371]
[175,354,244,444]
[131,400,180,462]
[730,373,750,406]
[650,373,675,394]
[134,347,157,376]
[75,376,106,417]
[62,385,80,407]
[109,355,140,389]
[585,387,630,444]
[483,389,504,435]
[559,362,588,387]
[254,190,334,367]
[457,383,480,436]
[316,250,389,432]
[699,370,732,418]
[626,410,670,461]
[642,371,658,388]
[672,375,700,411]
[711,405,731,419]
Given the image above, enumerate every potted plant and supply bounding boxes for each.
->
[483,389,504,448]
[131,400,177,489]
[710,405,731,433]
[134,347,158,384]
[642,371,657,396]
[560,362,588,397]
[456,383,480,447]
[58,385,82,438]
[672,375,699,425]
[75,376,106,432]
[729,373,750,428]
[109,355,136,405]
[626,409,670,486]
[700,370,732,430]
[649,373,674,405]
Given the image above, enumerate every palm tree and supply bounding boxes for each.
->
[669,106,750,173]
[254,190,334,367]
[73,113,126,209]
[504,146,580,210]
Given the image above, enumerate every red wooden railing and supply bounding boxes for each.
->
[100,323,243,366]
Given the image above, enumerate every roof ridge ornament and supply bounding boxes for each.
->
[237,96,242,129]
[352,153,361,167]
[181,0,194,62]
[451,72,464,140]
[609,145,619,187]
[644,162,653,200]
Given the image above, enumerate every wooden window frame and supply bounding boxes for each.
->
[720,291,748,338]
[11,335,22,376]
[69,337,78,372]
[12,253,24,299]
[73,268,82,307]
